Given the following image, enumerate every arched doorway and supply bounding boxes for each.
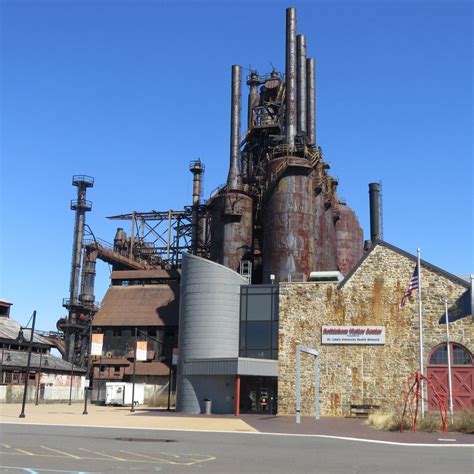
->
[427,343,473,411]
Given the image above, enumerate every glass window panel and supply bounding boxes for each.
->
[272,293,279,321]
[453,345,472,365]
[246,349,271,359]
[272,323,279,351]
[430,345,448,365]
[247,287,269,294]
[246,322,272,349]
[240,322,246,350]
[240,294,247,321]
[247,294,272,321]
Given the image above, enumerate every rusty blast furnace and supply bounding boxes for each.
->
[58,7,364,363]
[209,7,363,283]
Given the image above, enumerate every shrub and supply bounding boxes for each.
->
[367,410,474,433]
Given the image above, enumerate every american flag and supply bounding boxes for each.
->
[400,264,419,308]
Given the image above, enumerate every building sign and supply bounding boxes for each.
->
[322,326,385,345]
[136,340,147,361]
[90,333,104,356]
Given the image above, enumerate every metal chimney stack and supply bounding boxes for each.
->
[64,175,94,362]
[306,58,316,146]
[285,7,297,148]
[297,34,307,136]
[190,160,205,254]
[369,182,382,242]
[227,65,242,189]
[247,71,260,129]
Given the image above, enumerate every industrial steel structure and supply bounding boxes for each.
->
[58,8,364,377]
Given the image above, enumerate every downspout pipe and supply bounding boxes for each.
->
[306,58,316,146]
[285,7,297,148]
[227,65,242,189]
[297,34,307,136]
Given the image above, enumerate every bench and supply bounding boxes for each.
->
[349,404,381,418]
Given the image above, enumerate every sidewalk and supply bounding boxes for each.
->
[0,403,256,432]
[1,403,472,445]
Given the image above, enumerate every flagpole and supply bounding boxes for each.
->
[417,248,425,416]
[445,300,454,421]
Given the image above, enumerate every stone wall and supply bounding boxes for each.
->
[278,243,472,416]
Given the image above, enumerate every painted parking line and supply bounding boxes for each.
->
[119,449,216,466]
[40,446,81,459]
[118,450,174,464]
[78,447,127,461]
[0,445,217,467]
[15,448,35,456]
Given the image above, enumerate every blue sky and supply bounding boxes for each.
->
[1,0,472,331]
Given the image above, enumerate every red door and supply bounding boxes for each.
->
[427,343,474,411]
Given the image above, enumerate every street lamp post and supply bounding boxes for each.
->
[83,315,93,415]
[19,310,37,418]
[130,327,138,413]
[35,351,43,406]
[68,360,74,405]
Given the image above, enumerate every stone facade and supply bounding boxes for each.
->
[278,242,472,416]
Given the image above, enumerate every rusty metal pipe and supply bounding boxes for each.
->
[285,7,297,147]
[306,57,316,146]
[297,34,307,136]
[227,65,242,189]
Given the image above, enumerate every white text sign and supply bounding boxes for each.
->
[322,326,385,345]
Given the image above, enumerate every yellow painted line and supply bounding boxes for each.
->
[40,446,81,459]
[15,448,34,455]
[2,444,11,448]
[119,450,174,464]
[78,447,127,461]
[159,452,217,465]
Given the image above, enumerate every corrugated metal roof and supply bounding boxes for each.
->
[0,318,52,346]
[2,350,85,372]
[93,284,179,327]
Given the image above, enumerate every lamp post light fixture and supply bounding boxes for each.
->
[19,310,37,419]
[83,314,93,415]
[68,360,75,405]
[35,351,43,406]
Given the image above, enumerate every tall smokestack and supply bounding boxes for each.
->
[369,183,382,242]
[247,71,260,129]
[190,160,204,254]
[285,7,297,147]
[297,34,307,136]
[227,64,242,189]
[306,58,316,146]
[65,175,93,362]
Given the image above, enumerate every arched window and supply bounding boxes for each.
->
[429,343,472,366]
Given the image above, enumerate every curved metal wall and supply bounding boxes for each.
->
[176,253,247,413]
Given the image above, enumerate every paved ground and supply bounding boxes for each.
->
[0,424,472,474]
[0,403,255,433]
[1,403,472,445]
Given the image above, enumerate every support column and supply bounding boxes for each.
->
[234,374,241,416]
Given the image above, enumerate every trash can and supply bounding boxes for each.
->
[203,399,212,415]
